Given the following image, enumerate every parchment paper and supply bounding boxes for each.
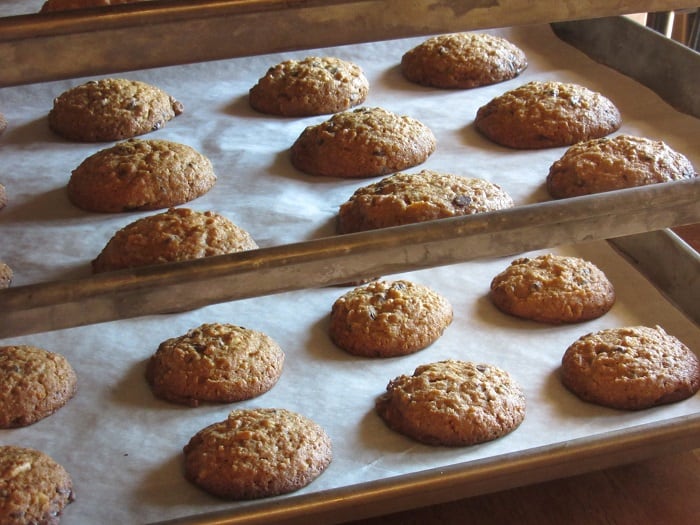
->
[0,23,699,525]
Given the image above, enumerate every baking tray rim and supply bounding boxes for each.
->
[149,412,700,524]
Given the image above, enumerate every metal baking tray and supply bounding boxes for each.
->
[0,6,699,525]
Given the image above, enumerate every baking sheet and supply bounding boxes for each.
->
[0,23,699,525]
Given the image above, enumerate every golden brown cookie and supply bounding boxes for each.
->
[376,360,526,446]
[183,408,332,500]
[475,80,621,149]
[329,279,453,357]
[337,169,514,233]
[560,325,700,410]
[489,254,615,324]
[546,135,697,198]
[91,207,258,273]
[0,261,12,288]
[401,32,527,89]
[146,323,284,406]
[49,78,183,142]
[0,446,74,525]
[249,56,369,116]
[0,345,77,428]
[67,139,216,213]
[290,107,436,178]
[40,0,144,12]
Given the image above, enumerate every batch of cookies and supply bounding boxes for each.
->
[1,28,700,524]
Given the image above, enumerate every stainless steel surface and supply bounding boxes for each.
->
[611,230,700,325]
[552,17,700,118]
[2,0,699,87]
[1,179,699,338]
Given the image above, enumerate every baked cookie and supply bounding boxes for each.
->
[489,254,615,324]
[376,360,526,446]
[329,279,453,357]
[249,56,369,116]
[0,261,12,288]
[401,32,527,88]
[68,139,216,213]
[40,0,144,12]
[0,345,77,428]
[0,446,74,524]
[546,135,697,198]
[49,78,183,142]
[560,325,700,410]
[291,107,436,178]
[337,169,513,233]
[183,408,332,500]
[146,323,284,406]
[92,207,258,273]
[475,80,621,149]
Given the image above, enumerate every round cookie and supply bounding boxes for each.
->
[329,279,453,358]
[560,325,700,410]
[183,408,332,500]
[49,78,184,142]
[546,135,697,198]
[489,254,615,324]
[0,445,74,524]
[0,261,12,288]
[68,139,216,213]
[249,56,369,116]
[474,80,621,149]
[337,169,514,234]
[91,207,258,273]
[290,106,436,178]
[0,345,77,428]
[401,32,527,89]
[40,0,143,11]
[376,360,526,446]
[146,323,284,406]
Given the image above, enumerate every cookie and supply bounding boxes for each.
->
[401,32,527,88]
[183,408,332,500]
[0,261,12,288]
[67,139,216,213]
[546,135,697,198]
[474,80,622,149]
[49,78,183,142]
[249,56,369,116]
[329,279,453,357]
[376,360,526,446]
[560,325,700,410]
[0,345,77,428]
[489,254,615,324]
[337,169,514,234]
[0,446,74,525]
[40,0,143,11]
[146,323,284,406]
[291,107,436,178]
[92,207,257,273]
